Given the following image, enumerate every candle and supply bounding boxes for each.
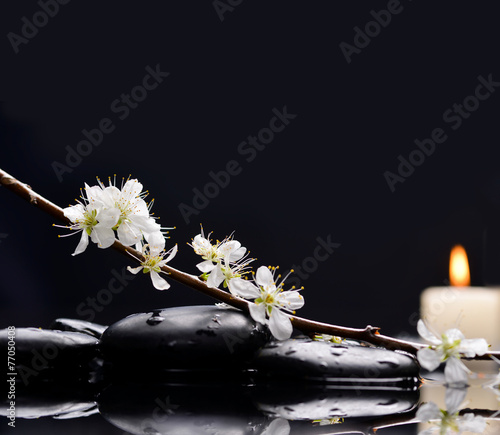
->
[420,245,500,350]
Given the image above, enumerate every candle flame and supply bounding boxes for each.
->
[449,244,470,287]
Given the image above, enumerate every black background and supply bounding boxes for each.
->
[0,2,499,432]
[1,0,500,337]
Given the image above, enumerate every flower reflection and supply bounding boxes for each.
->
[417,387,486,434]
[261,418,290,435]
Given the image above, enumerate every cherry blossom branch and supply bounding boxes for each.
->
[1,166,499,360]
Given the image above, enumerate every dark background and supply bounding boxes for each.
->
[1,0,500,338]
[0,2,499,433]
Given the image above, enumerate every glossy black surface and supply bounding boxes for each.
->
[99,306,270,369]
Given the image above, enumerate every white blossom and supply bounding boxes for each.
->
[417,388,486,434]
[61,184,120,255]
[416,320,489,386]
[127,232,177,290]
[98,177,163,245]
[189,228,250,288]
[228,266,304,340]
[58,176,173,256]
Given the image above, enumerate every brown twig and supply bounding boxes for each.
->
[2,167,500,360]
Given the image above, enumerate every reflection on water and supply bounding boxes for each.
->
[2,319,499,434]
[4,371,500,434]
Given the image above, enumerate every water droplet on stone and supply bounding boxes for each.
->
[212,314,221,324]
[377,357,400,368]
[146,315,165,325]
[330,347,346,356]
[378,399,398,406]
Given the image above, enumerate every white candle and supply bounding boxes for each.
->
[420,245,500,350]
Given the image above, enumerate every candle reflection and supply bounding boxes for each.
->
[420,245,500,350]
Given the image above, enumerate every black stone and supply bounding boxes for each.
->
[0,328,99,382]
[50,318,107,338]
[98,382,269,435]
[253,385,419,420]
[0,380,97,419]
[99,306,269,370]
[252,337,419,383]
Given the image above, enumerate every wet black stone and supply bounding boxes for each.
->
[0,380,97,419]
[253,385,419,420]
[99,305,269,369]
[98,382,269,435]
[50,318,107,338]
[252,337,419,382]
[0,328,99,380]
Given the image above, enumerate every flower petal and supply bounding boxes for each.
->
[117,221,142,246]
[72,230,89,256]
[444,328,465,343]
[416,402,441,421]
[197,260,216,273]
[269,308,293,340]
[131,198,149,217]
[228,278,260,299]
[218,240,241,257]
[150,270,170,290]
[164,244,178,263]
[127,265,143,275]
[417,347,442,371]
[458,413,487,433]
[459,338,489,357]
[444,386,467,414]
[92,226,116,249]
[193,234,211,251]
[229,246,246,262]
[84,183,104,206]
[444,357,469,387]
[278,290,305,311]
[101,185,120,206]
[261,418,290,435]
[64,204,85,223]
[417,320,442,345]
[97,207,120,228]
[207,263,225,288]
[147,231,166,255]
[248,302,267,325]
[255,266,274,287]
[130,214,160,233]
[121,179,143,202]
